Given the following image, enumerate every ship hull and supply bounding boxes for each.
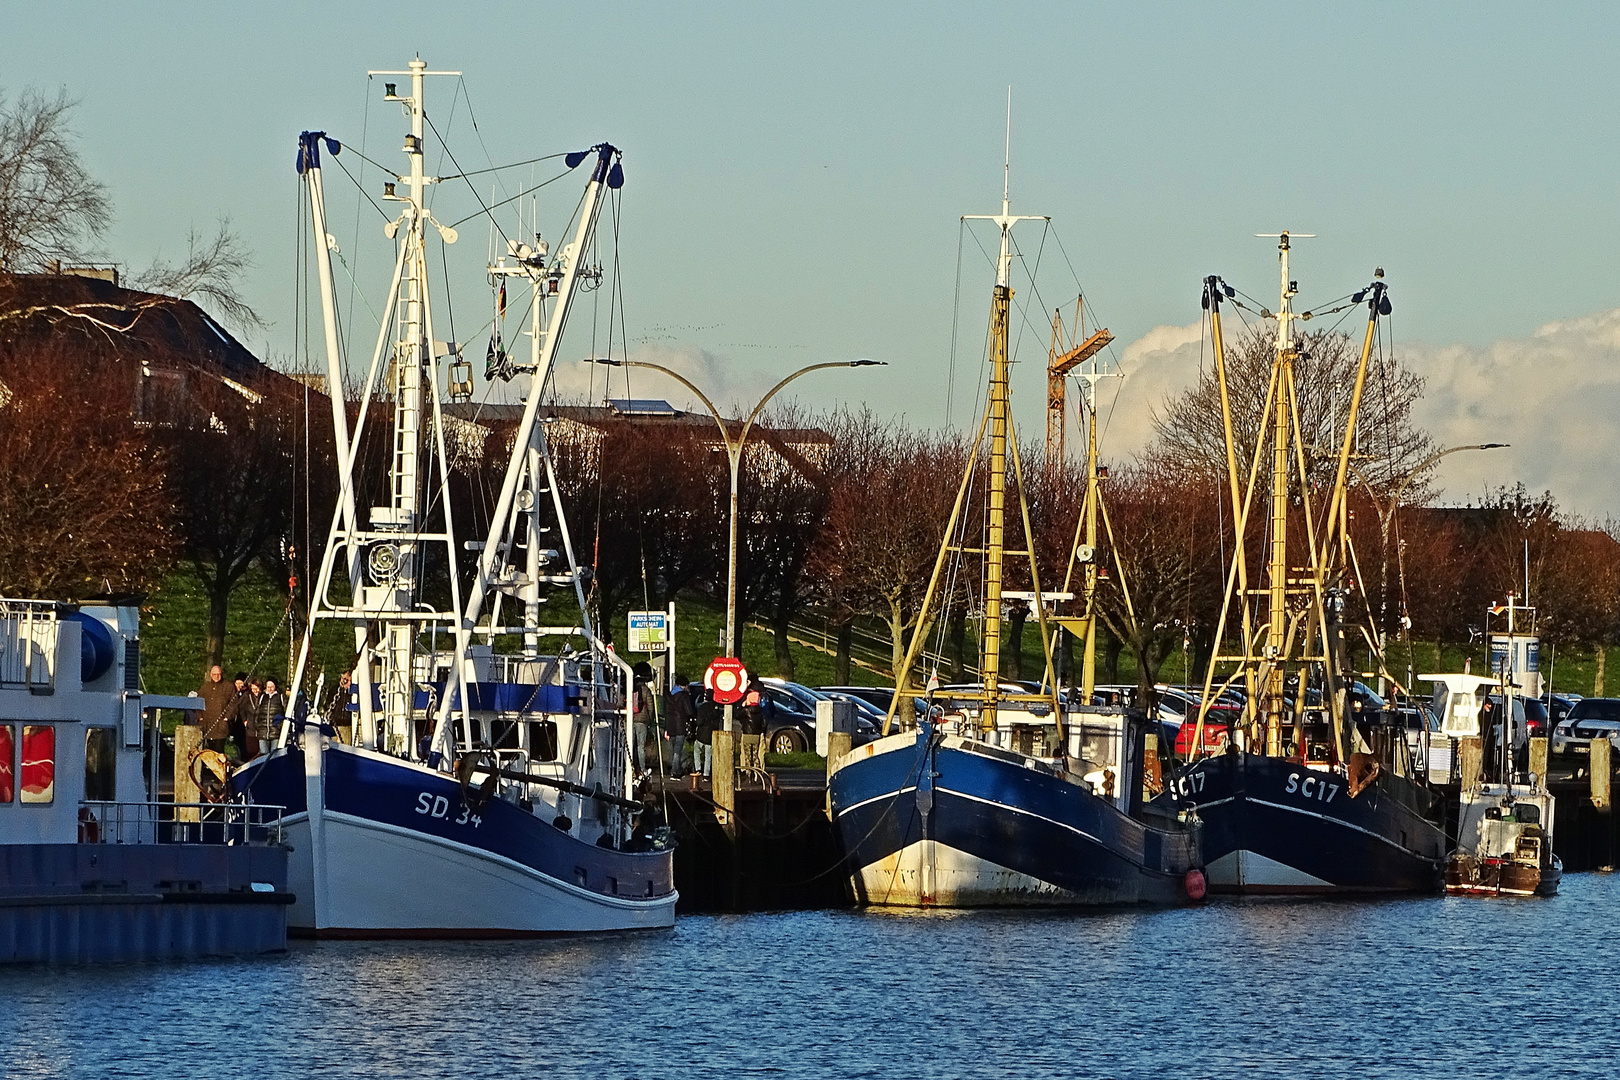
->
[236,743,675,936]
[830,729,1202,907]
[1162,751,1445,895]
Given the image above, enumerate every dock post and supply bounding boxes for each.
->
[713,729,736,837]
[1591,738,1612,871]
[1458,736,1482,788]
[1529,736,1549,784]
[825,730,853,817]
[173,724,202,826]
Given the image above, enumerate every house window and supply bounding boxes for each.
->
[0,725,13,803]
[21,725,54,804]
[85,727,116,802]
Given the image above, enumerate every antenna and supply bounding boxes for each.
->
[965,87,1047,288]
[1003,86,1012,211]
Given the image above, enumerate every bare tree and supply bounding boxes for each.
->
[1150,325,1433,499]
[1093,463,1224,701]
[132,217,264,332]
[0,342,175,596]
[0,88,111,272]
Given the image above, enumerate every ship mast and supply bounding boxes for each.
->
[961,104,1044,730]
[286,57,467,760]
[882,100,1062,737]
[1261,232,1304,756]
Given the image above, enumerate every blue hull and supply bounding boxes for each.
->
[1157,752,1445,894]
[829,728,1202,907]
[234,744,675,932]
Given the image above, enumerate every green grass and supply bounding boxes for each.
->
[139,567,1620,706]
[764,751,827,769]
[141,566,372,697]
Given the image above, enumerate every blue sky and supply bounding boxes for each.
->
[8,3,1620,510]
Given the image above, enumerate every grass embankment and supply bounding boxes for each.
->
[141,568,1620,703]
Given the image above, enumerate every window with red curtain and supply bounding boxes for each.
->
[20,725,54,804]
[0,725,13,803]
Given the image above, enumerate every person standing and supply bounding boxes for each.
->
[631,661,657,776]
[191,664,237,752]
[227,672,254,760]
[690,689,720,791]
[253,677,288,759]
[663,673,692,777]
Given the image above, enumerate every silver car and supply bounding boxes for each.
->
[1550,697,1620,756]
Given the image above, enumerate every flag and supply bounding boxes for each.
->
[497,281,507,321]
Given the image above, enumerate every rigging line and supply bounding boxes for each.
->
[423,109,511,249]
[440,242,458,361]
[330,141,400,179]
[331,152,391,221]
[438,152,571,182]
[947,222,966,428]
[445,166,578,231]
[455,75,511,207]
[347,75,372,367]
[426,79,465,212]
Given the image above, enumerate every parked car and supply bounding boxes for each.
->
[760,678,878,754]
[817,685,927,724]
[1550,696,1620,757]
[1547,693,1583,727]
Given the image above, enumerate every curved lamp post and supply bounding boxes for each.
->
[590,357,884,725]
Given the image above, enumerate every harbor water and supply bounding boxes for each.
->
[5,874,1619,1079]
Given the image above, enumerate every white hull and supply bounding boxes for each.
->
[283,812,677,936]
[1206,849,1334,893]
[856,839,1076,908]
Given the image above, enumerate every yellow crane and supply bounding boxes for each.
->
[1046,297,1113,473]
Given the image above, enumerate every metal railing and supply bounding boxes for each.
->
[0,598,60,689]
[79,801,287,846]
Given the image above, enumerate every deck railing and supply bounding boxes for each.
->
[79,800,286,846]
[0,598,60,690]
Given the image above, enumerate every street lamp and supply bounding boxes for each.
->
[589,356,885,727]
[1347,441,1508,688]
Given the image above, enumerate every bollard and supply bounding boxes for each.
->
[825,730,853,818]
[713,729,736,835]
[1591,737,1613,871]
[1458,737,1482,789]
[1529,736,1549,785]
[173,723,202,824]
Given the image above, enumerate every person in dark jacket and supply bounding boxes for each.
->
[191,665,237,752]
[690,690,720,791]
[252,677,287,759]
[663,673,692,776]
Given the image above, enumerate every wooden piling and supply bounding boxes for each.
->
[825,731,853,817]
[1529,736,1549,783]
[712,729,735,835]
[173,724,201,823]
[1458,736,1482,788]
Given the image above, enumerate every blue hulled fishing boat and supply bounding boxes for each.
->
[829,137,1204,908]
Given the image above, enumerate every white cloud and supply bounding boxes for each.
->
[1405,308,1620,518]
[1091,319,1206,461]
[1096,308,1620,519]
[545,344,783,417]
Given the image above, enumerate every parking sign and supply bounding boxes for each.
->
[628,610,669,652]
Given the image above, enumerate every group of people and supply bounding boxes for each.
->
[192,664,288,761]
[630,663,771,791]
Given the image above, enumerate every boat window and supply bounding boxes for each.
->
[0,724,13,803]
[528,720,558,762]
[85,727,116,802]
[20,724,54,804]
